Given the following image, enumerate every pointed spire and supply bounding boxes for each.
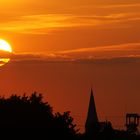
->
[85,88,99,134]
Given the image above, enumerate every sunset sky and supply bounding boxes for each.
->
[0,0,140,131]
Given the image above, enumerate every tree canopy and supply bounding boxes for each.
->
[0,92,78,139]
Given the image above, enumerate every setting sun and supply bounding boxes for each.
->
[0,39,12,53]
[0,39,12,66]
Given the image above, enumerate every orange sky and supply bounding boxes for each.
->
[0,0,139,54]
[0,0,140,132]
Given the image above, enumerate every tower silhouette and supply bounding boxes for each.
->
[126,113,140,135]
[85,89,100,136]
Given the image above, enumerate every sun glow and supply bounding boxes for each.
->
[0,58,10,67]
[0,39,12,53]
[0,39,12,66]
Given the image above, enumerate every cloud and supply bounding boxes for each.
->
[57,43,140,59]
[75,2,140,10]
[10,52,71,63]
[0,12,140,34]
[101,3,140,9]
[7,43,140,65]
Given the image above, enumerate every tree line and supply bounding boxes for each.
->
[0,92,139,140]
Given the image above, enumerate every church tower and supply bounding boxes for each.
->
[85,89,100,135]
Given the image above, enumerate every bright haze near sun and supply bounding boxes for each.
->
[0,39,12,66]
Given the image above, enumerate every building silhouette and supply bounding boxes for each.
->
[85,89,100,136]
[84,89,140,140]
[85,89,113,138]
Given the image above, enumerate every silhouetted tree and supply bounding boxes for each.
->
[0,92,78,139]
[54,111,78,139]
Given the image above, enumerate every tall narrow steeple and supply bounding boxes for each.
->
[85,89,99,134]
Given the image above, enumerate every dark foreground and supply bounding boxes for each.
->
[0,93,139,140]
